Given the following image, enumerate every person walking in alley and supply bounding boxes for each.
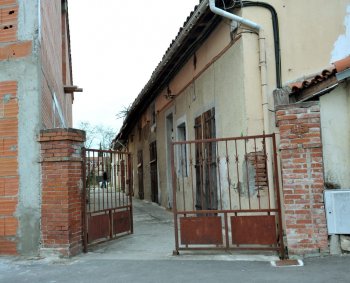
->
[101,171,108,189]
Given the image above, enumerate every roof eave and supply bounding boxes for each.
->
[116,0,224,141]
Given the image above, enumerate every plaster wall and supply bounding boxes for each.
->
[10,0,41,255]
[320,82,350,189]
[124,0,350,209]
[273,0,349,82]
[132,22,262,207]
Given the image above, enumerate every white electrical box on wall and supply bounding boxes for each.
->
[324,190,350,234]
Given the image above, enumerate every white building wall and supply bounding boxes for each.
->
[320,82,350,189]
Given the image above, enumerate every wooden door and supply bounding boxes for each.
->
[149,141,158,203]
[137,150,144,199]
[194,108,218,210]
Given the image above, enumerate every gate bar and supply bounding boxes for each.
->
[272,133,285,259]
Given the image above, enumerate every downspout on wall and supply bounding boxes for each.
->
[208,0,270,135]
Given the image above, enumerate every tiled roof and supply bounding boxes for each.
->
[290,55,350,94]
[129,0,203,110]
[116,0,221,142]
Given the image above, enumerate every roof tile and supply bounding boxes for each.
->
[290,55,350,93]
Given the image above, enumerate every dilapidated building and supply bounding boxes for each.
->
[115,0,350,256]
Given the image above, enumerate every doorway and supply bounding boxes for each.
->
[149,141,158,204]
[194,108,218,210]
[166,113,174,208]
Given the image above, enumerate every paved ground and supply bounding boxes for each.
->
[1,199,350,283]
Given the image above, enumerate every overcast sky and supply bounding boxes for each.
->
[68,0,200,133]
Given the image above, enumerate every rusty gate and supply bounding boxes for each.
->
[82,149,133,251]
[171,134,285,258]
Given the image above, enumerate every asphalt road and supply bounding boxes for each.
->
[1,199,349,283]
[1,255,350,283]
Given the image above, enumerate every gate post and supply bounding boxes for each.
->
[39,128,86,258]
[276,102,328,256]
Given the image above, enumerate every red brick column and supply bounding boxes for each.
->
[276,102,328,256]
[39,128,85,257]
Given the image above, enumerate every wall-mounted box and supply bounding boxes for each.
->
[324,190,350,234]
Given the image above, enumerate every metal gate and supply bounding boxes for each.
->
[171,134,285,258]
[82,149,133,251]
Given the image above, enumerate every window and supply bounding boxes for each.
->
[177,122,188,177]
[138,121,142,141]
[150,102,156,126]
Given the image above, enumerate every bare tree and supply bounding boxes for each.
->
[79,121,115,149]
[96,125,115,150]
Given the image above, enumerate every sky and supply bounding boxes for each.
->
[68,0,200,133]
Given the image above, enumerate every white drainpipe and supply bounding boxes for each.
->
[208,0,270,135]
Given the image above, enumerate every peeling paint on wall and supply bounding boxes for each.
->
[331,6,350,62]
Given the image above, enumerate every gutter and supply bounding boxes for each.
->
[209,0,261,30]
[118,0,282,142]
[209,0,270,135]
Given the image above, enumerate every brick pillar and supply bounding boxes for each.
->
[39,128,85,257]
[276,102,328,256]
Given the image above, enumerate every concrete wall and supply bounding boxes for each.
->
[0,0,42,255]
[0,0,74,256]
[320,82,350,189]
[251,0,350,84]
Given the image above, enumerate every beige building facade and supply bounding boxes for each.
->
[116,0,350,255]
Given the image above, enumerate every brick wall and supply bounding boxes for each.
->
[0,0,17,43]
[0,81,18,255]
[0,0,34,256]
[0,0,32,61]
[276,102,328,255]
[39,128,85,257]
[41,0,73,129]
